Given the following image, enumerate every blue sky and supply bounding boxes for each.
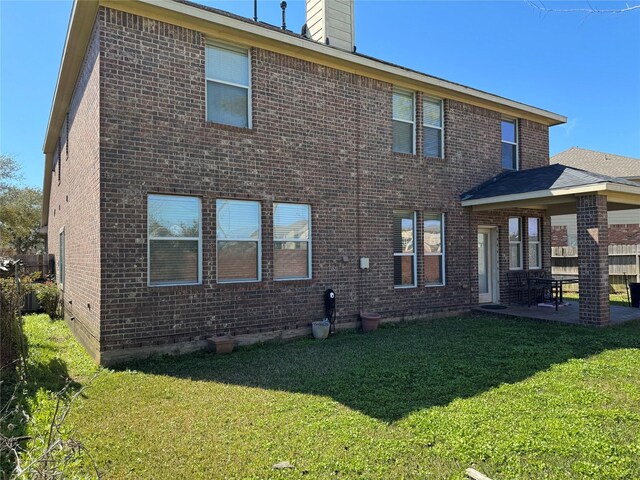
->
[1,0,639,189]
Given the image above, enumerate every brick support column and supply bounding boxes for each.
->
[576,194,609,325]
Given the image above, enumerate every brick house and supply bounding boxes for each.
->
[550,148,640,247]
[42,0,640,365]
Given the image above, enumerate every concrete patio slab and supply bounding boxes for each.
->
[473,301,640,326]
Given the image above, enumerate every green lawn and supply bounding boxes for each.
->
[7,313,640,479]
[563,292,630,308]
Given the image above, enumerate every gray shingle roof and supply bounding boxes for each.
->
[460,164,639,202]
[550,147,640,179]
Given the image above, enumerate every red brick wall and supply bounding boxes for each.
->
[47,20,101,358]
[519,118,549,170]
[609,224,640,245]
[550,222,640,248]
[576,194,610,325]
[58,7,555,363]
[551,226,568,247]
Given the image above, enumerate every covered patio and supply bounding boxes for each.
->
[462,163,640,326]
[473,301,640,326]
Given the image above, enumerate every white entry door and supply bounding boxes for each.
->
[478,227,497,304]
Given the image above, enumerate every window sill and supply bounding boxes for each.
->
[424,155,445,161]
[217,279,262,285]
[205,121,254,134]
[274,278,316,286]
[394,285,417,289]
[393,151,417,159]
[148,282,202,288]
[425,283,445,288]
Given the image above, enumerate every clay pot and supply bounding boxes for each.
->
[360,312,381,332]
[207,336,236,354]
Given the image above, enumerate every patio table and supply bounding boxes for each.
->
[528,277,579,311]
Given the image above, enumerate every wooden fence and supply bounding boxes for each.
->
[7,254,55,278]
[552,245,640,284]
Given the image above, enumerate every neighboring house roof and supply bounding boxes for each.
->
[460,164,640,203]
[551,147,640,180]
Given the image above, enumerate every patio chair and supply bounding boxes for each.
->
[507,271,529,304]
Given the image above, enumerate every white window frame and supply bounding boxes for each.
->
[509,217,523,271]
[216,199,262,284]
[205,41,252,128]
[147,194,203,287]
[423,97,444,159]
[59,227,65,290]
[394,210,417,288]
[528,217,542,270]
[424,212,445,287]
[392,89,415,155]
[273,203,312,281]
[501,118,519,170]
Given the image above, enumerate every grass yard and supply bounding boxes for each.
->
[563,291,630,308]
[6,313,640,479]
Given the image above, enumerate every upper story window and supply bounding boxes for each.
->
[217,199,261,283]
[273,203,311,280]
[528,217,541,269]
[393,210,417,287]
[206,43,251,128]
[392,89,415,154]
[424,213,445,286]
[501,119,518,170]
[509,217,523,270]
[148,195,202,286]
[423,98,443,158]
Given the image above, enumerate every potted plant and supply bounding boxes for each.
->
[360,311,381,332]
[312,318,331,340]
[207,323,236,354]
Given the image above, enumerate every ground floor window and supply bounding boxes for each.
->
[273,203,311,280]
[509,217,522,270]
[528,217,542,269]
[148,194,201,286]
[216,199,261,283]
[393,210,417,287]
[424,213,445,286]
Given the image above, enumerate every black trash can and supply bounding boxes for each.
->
[629,282,640,308]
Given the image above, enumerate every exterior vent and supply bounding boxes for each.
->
[305,0,355,52]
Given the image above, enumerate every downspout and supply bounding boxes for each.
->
[356,93,363,314]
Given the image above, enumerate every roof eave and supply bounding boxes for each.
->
[42,0,99,228]
[461,182,640,209]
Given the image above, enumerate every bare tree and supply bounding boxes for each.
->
[525,0,640,14]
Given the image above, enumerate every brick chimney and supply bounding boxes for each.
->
[305,0,355,52]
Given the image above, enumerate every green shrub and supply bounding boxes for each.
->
[35,282,61,319]
[0,274,31,372]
